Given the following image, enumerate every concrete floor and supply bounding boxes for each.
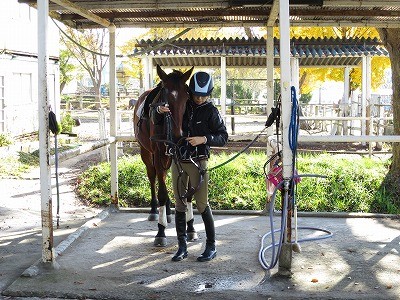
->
[3,209,399,300]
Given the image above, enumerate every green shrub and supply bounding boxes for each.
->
[60,112,76,133]
[0,133,13,147]
[76,152,398,214]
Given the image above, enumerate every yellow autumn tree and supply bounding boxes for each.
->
[292,27,390,95]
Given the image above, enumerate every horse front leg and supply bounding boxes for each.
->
[153,170,169,247]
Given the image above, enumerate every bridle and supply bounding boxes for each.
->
[149,87,282,204]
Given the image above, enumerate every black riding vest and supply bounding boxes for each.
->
[179,100,228,161]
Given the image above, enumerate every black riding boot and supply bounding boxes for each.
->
[172,211,188,262]
[197,206,217,262]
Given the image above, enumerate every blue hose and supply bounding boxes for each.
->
[289,86,299,152]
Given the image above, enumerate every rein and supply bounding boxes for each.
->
[208,126,268,172]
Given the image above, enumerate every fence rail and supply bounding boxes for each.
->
[60,93,395,156]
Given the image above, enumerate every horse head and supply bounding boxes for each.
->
[157,65,193,141]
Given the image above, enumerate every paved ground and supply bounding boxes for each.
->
[1,148,399,300]
[0,150,102,300]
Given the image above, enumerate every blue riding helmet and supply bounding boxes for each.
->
[189,72,214,97]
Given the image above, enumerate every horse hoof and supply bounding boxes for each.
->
[154,237,167,247]
[187,231,198,242]
[148,213,159,221]
[167,215,172,223]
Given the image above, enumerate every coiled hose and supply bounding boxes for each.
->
[258,174,333,271]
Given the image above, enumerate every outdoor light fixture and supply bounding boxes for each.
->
[229,0,323,6]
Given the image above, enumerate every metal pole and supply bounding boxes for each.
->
[38,0,56,266]
[278,0,293,277]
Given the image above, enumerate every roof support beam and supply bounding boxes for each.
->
[50,0,111,27]
[38,0,56,266]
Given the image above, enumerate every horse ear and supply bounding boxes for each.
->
[157,65,168,81]
[182,66,194,83]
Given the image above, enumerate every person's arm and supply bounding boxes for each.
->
[204,107,228,147]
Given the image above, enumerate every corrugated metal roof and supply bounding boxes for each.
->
[18,0,400,29]
[131,37,388,67]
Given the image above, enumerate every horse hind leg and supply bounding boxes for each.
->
[141,152,159,221]
[148,181,159,222]
[186,199,198,241]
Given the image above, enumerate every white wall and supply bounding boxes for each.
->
[0,0,60,137]
[0,0,59,57]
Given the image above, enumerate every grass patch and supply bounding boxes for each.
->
[76,152,398,214]
[0,145,77,178]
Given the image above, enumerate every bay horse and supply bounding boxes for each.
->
[133,65,197,247]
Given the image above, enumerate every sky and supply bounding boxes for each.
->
[116,28,148,46]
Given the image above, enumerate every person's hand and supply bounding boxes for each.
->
[157,104,170,114]
[186,136,207,146]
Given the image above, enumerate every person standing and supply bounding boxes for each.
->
[156,71,228,262]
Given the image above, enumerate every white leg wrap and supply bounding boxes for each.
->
[159,205,168,228]
[186,202,194,222]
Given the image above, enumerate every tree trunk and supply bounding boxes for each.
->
[94,83,102,109]
[60,81,66,94]
[378,28,400,177]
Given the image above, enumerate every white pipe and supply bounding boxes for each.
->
[290,57,299,98]
[143,57,150,91]
[148,56,154,87]
[298,135,400,143]
[361,56,367,139]
[300,116,392,121]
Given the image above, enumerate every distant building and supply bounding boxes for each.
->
[0,0,60,137]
